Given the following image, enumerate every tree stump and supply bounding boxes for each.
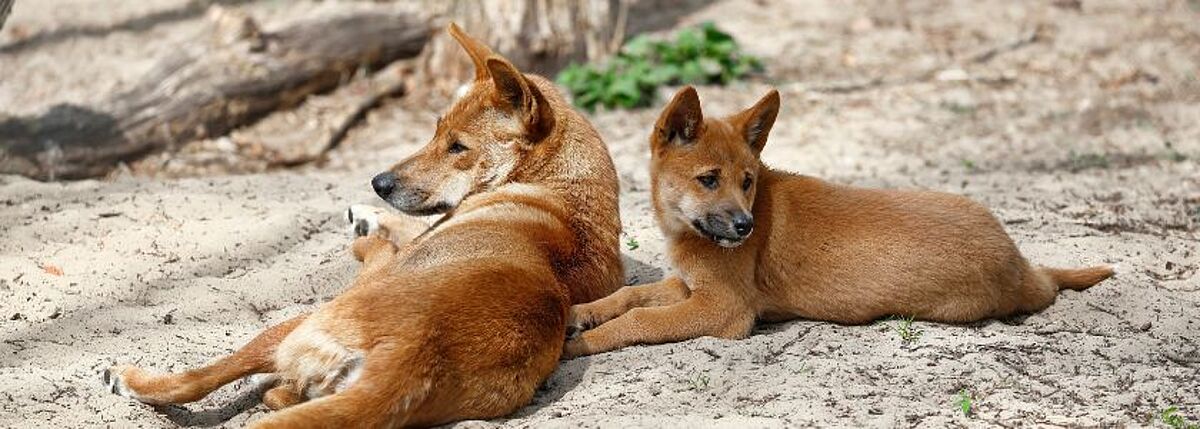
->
[415,0,714,95]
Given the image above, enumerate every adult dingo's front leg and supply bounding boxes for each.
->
[346,204,428,248]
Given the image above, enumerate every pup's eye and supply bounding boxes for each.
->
[448,141,468,154]
[742,174,753,191]
[696,174,719,190]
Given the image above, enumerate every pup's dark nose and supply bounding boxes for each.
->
[731,212,754,237]
[371,172,397,199]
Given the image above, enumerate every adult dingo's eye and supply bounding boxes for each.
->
[696,174,719,190]
[742,174,753,191]
[448,141,468,154]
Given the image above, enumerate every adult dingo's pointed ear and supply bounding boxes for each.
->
[486,56,554,141]
[448,22,494,81]
[653,86,703,151]
[731,89,780,154]
[486,56,533,113]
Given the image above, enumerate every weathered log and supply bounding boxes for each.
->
[0,0,11,31]
[0,10,431,181]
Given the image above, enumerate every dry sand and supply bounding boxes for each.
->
[2,0,1199,427]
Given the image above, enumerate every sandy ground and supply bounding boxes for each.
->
[2,0,1199,427]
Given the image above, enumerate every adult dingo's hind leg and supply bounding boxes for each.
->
[104,315,306,405]
[262,381,304,411]
[249,346,437,429]
[249,385,391,429]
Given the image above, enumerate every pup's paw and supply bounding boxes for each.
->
[346,204,385,237]
[564,306,598,339]
[561,337,590,360]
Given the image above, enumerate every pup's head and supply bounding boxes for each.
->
[371,23,555,215]
[650,86,780,247]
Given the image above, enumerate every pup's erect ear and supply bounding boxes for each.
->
[654,86,703,151]
[731,89,780,154]
[448,22,495,81]
[486,57,554,141]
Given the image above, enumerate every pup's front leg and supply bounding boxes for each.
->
[563,289,754,358]
[567,277,690,336]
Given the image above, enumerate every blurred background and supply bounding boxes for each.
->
[1,1,1198,427]
[2,0,1197,186]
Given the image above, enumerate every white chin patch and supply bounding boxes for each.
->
[431,174,473,209]
[716,238,745,248]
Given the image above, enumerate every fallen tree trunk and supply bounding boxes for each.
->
[0,0,12,32]
[0,10,431,180]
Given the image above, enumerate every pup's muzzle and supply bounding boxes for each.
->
[693,210,754,248]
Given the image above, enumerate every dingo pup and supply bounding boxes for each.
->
[563,86,1112,358]
[106,24,623,427]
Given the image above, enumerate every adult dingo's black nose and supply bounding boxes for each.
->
[371,172,397,199]
[731,212,754,237]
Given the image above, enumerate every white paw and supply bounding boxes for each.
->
[102,367,142,402]
[248,373,280,390]
[346,204,384,237]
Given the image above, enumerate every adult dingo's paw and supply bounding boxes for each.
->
[102,365,151,403]
[346,204,385,237]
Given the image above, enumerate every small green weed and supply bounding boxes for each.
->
[940,101,976,115]
[1165,141,1188,162]
[557,22,762,111]
[893,315,923,344]
[1067,150,1111,171]
[955,389,973,417]
[961,158,978,172]
[685,372,711,391]
[1162,406,1199,429]
[626,236,640,251]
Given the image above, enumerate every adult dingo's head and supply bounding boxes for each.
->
[371,23,556,215]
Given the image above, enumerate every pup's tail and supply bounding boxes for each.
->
[1041,265,1116,291]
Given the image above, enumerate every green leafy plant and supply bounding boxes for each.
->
[626,236,640,251]
[893,315,923,344]
[558,22,762,111]
[1162,406,1199,429]
[956,389,973,417]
